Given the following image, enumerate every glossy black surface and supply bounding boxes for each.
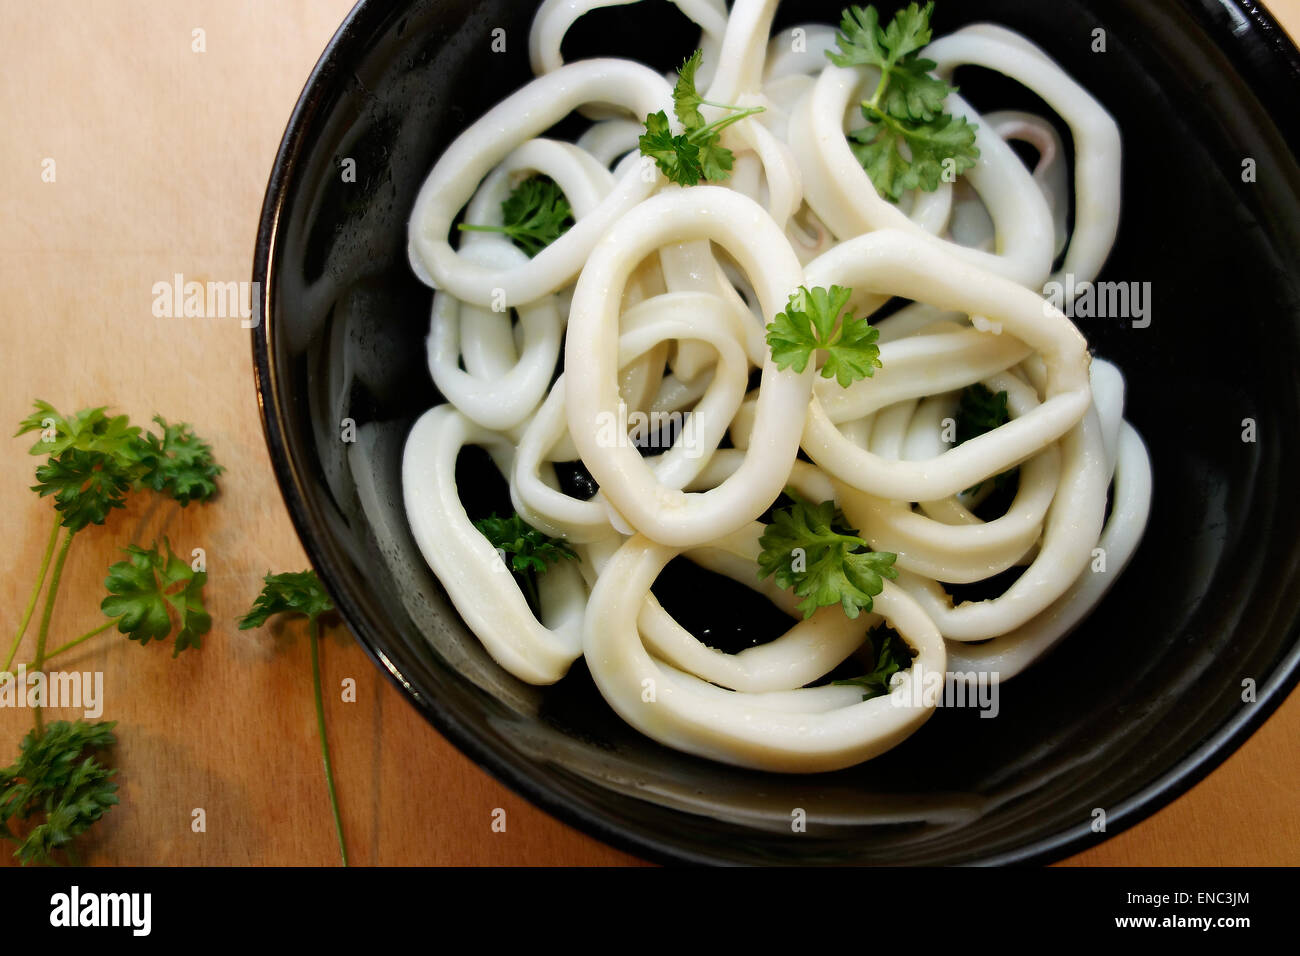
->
[253,0,1300,864]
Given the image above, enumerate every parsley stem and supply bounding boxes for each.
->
[309,616,348,867]
[692,106,766,143]
[3,515,60,673]
[698,96,752,111]
[33,529,75,673]
[32,528,75,734]
[866,64,893,112]
[30,620,115,667]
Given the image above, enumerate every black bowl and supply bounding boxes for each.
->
[252,0,1300,865]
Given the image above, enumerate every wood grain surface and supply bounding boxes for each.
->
[0,0,1296,867]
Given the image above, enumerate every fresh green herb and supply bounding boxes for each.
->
[955,383,1016,495]
[475,513,578,574]
[136,417,222,506]
[475,513,579,614]
[0,720,118,866]
[639,50,766,186]
[458,176,575,258]
[828,3,979,202]
[16,402,222,512]
[3,401,222,865]
[101,540,211,657]
[238,570,347,867]
[834,625,915,700]
[18,406,145,534]
[16,402,141,461]
[757,491,898,619]
[955,383,1010,444]
[671,47,711,129]
[237,570,334,628]
[765,285,882,387]
[6,401,222,678]
[31,449,138,533]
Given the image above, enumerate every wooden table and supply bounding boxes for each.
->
[1,0,1296,867]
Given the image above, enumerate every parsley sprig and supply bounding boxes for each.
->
[757,491,898,619]
[475,513,578,613]
[3,401,221,865]
[955,383,1016,495]
[834,625,916,700]
[828,3,979,202]
[5,401,221,681]
[101,540,211,657]
[237,571,335,629]
[136,417,223,506]
[639,50,766,186]
[18,403,222,532]
[31,449,137,533]
[955,383,1010,444]
[765,285,883,387]
[16,402,141,460]
[475,513,578,573]
[458,176,574,257]
[238,570,347,867]
[0,720,119,866]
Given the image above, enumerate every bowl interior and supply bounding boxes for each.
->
[254,0,1300,864]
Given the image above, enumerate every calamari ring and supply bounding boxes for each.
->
[566,186,811,547]
[403,405,586,684]
[789,64,1054,286]
[583,531,947,773]
[838,371,1061,584]
[408,60,672,307]
[800,230,1092,501]
[514,291,750,541]
[925,25,1122,285]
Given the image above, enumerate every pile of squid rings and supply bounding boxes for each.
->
[402,0,1152,773]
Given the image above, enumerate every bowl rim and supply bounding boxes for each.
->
[251,0,1300,866]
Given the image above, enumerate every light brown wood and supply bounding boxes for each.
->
[0,0,1295,867]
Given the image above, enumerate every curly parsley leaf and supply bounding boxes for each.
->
[32,449,137,532]
[237,570,334,629]
[15,401,143,464]
[828,4,980,201]
[955,383,1010,444]
[765,285,883,387]
[18,402,222,523]
[697,134,739,184]
[18,401,148,531]
[639,111,703,186]
[640,50,765,186]
[672,48,709,129]
[829,3,947,120]
[474,513,578,575]
[0,719,118,866]
[757,491,897,619]
[850,110,978,202]
[834,625,916,699]
[136,416,224,506]
[101,540,211,656]
[955,383,1017,495]
[458,176,575,258]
